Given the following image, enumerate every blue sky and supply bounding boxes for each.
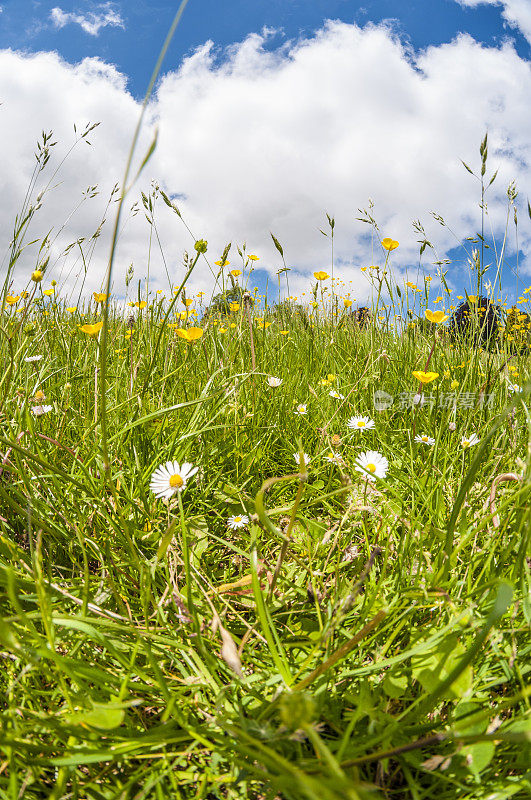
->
[2,1,530,98]
[0,1,530,305]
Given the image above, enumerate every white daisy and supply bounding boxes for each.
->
[24,355,43,363]
[329,390,345,400]
[507,382,522,394]
[227,514,250,530]
[461,434,480,449]
[293,452,311,468]
[294,403,307,415]
[354,450,389,482]
[324,451,344,465]
[149,460,198,499]
[267,376,283,388]
[347,416,375,431]
[414,434,435,446]
[31,404,52,416]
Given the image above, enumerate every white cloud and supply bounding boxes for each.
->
[0,22,530,306]
[455,0,531,45]
[51,4,124,37]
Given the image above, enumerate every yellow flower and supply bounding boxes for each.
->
[230,269,242,277]
[182,298,193,307]
[425,309,449,324]
[5,295,19,306]
[279,330,289,335]
[468,295,477,303]
[175,327,204,342]
[382,237,399,251]
[34,390,46,402]
[406,282,417,289]
[67,306,77,313]
[43,289,54,297]
[310,301,319,309]
[361,267,367,272]
[215,260,229,267]
[230,302,240,312]
[343,298,353,308]
[93,292,107,303]
[248,254,259,261]
[313,271,329,280]
[412,370,439,384]
[450,379,459,390]
[79,322,104,336]
[31,270,43,283]
[135,301,147,309]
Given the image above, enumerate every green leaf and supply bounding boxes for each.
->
[461,741,495,777]
[68,703,125,730]
[383,671,408,699]
[411,634,472,700]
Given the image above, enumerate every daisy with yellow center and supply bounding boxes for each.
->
[414,434,435,446]
[355,450,388,482]
[347,416,375,431]
[149,461,198,499]
[227,514,250,530]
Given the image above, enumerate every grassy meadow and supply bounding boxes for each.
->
[0,133,530,799]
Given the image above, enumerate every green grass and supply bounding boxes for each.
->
[0,270,529,798]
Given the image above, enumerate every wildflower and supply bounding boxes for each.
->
[248,254,259,261]
[230,302,240,312]
[355,450,389,482]
[406,281,417,289]
[227,514,250,530]
[24,355,43,363]
[468,295,477,304]
[194,239,208,253]
[43,289,54,297]
[425,309,449,324]
[507,382,522,393]
[325,451,344,465]
[461,434,480,449]
[382,238,399,251]
[135,301,147,309]
[5,295,20,306]
[230,269,242,277]
[67,307,77,313]
[215,260,229,267]
[347,416,375,431]
[31,270,43,282]
[313,271,329,281]
[279,330,289,335]
[175,327,204,342]
[343,299,353,308]
[414,434,435,446]
[34,390,46,402]
[294,404,307,415]
[331,434,341,446]
[79,322,104,337]
[412,370,438,384]
[31,405,53,416]
[293,452,311,468]
[149,461,198,499]
[361,267,367,272]
[449,421,456,431]
[267,376,283,388]
[329,390,345,400]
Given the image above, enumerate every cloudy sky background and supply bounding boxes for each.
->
[0,0,530,304]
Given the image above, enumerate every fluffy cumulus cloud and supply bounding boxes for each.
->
[0,21,530,305]
[455,1,531,45]
[50,3,124,37]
